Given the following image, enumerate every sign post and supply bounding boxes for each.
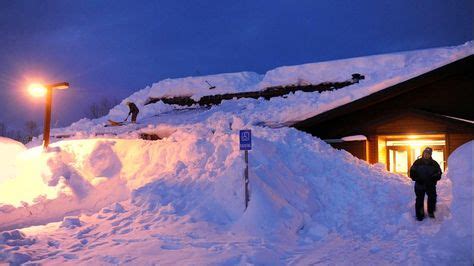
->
[239,130,252,210]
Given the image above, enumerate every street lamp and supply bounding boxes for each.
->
[28,82,70,149]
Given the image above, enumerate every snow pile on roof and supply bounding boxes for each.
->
[120,71,263,105]
[44,41,474,138]
[260,41,473,90]
[151,71,263,101]
[98,41,473,128]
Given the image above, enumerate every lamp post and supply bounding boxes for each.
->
[28,82,69,149]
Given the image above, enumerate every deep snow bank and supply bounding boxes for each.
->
[0,138,45,209]
[0,123,244,231]
[1,118,413,239]
[437,141,473,263]
[0,126,471,264]
[231,127,412,238]
[446,141,473,236]
[0,137,26,182]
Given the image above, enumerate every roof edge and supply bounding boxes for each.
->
[293,54,474,129]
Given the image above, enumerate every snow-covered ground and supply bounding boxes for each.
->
[0,42,473,265]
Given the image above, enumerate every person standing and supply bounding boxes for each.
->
[125,101,139,123]
[409,147,442,221]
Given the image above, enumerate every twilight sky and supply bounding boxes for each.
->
[0,0,472,130]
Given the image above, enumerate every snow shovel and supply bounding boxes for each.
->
[205,80,216,90]
[106,119,126,127]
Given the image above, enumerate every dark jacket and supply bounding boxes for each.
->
[128,103,139,115]
[409,158,442,187]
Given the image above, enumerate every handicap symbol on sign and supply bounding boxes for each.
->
[239,130,252,150]
[241,131,250,141]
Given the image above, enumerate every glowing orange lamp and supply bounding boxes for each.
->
[28,82,70,149]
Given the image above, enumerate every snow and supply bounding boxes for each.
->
[0,42,473,265]
[0,126,412,264]
[341,135,367,141]
[65,41,472,133]
[149,71,263,101]
[438,141,473,263]
[0,137,26,182]
[442,114,474,124]
[11,44,464,145]
[61,217,82,229]
[0,138,62,209]
[1,125,472,264]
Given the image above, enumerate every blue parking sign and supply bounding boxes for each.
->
[239,130,252,150]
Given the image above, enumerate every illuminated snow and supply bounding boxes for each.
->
[0,42,472,265]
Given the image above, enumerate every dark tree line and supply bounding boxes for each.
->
[84,97,120,119]
[0,97,119,144]
[0,121,39,143]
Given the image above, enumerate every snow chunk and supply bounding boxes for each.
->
[307,223,329,241]
[8,253,32,265]
[102,202,126,214]
[0,230,25,244]
[112,202,126,213]
[0,230,35,246]
[61,216,82,229]
[83,141,122,178]
[45,153,93,199]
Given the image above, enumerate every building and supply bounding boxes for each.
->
[293,55,474,175]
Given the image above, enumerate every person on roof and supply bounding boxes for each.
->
[125,101,139,123]
[409,147,442,221]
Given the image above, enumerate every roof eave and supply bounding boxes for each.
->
[292,54,474,129]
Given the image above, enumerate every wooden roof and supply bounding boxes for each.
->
[293,54,474,130]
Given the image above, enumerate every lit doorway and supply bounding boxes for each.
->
[378,135,446,176]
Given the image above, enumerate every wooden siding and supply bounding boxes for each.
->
[447,133,474,155]
[330,140,368,161]
[376,136,387,165]
[373,113,448,135]
[367,135,378,164]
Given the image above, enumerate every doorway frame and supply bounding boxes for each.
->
[378,134,447,175]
